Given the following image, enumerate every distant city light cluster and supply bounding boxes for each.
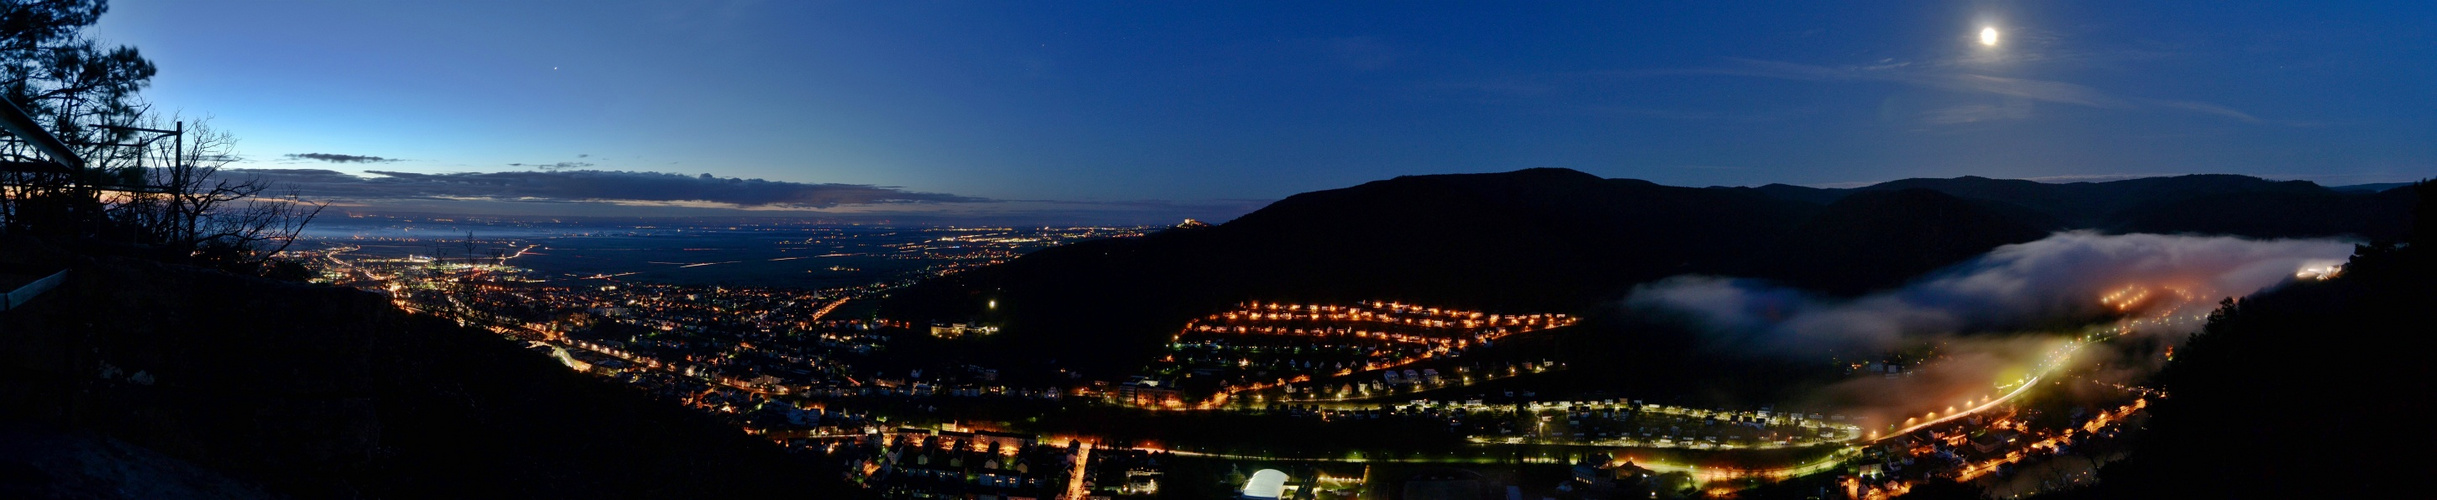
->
[286,218,2192,497]
[1121,300,1577,410]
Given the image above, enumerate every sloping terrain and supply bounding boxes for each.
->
[0,239,854,499]
[883,169,2418,378]
[2053,182,2434,499]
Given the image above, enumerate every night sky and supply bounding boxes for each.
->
[91,1,2437,220]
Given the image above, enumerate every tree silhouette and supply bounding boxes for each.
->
[3,1,322,277]
[1,0,155,237]
[2067,180,2434,499]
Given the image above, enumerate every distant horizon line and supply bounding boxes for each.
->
[288,170,2426,228]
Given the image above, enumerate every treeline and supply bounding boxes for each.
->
[1,0,319,279]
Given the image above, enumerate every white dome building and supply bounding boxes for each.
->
[1240,469,1289,499]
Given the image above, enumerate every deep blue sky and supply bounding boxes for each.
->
[91,1,2436,221]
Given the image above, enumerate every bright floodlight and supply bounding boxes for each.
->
[1980,27,2000,46]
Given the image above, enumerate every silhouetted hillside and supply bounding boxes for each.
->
[1847,174,2411,237]
[884,168,1815,376]
[1744,188,2055,295]
[882,169,2419,378]
[2113,185,2420,238]
[2052,181,2435,499]
[2330,182,2413,193]
[0,238,855,499]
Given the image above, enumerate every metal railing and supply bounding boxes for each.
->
[1,269,67,312]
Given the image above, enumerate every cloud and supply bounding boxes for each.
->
[1691,59,2113,106]
[1597,105,1824,122]
[223,168,989,209]
[284,153,400,164]
[1920,100,2035,125]
[509,162,595,171]
[1678,59,2264,123]
[1627,231,2353,427]
[2147,99,2264,123]
[1793,334,2077,430]
[1626,231,2355,356]
[1933,73,2112,106]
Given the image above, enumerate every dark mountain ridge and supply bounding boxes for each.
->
[883,169,2420,377]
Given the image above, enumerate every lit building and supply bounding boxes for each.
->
[1241,469,1288,500]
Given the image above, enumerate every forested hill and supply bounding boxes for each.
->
[2054,181,2435,498]
[881,169,2419,377]
[0,238,856,498]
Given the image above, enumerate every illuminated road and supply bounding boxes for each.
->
[1139,444,1859,486]
[806,297,852,322]
[1063,444,1091,500]
[1128,316,2168,490]
[1872,340,2077,442]
[1161,301,1577,408]
[1634,448,1863,484]
[1151,448,1498,464]
[1866,316,2187,443]
[1127,319,2135,489]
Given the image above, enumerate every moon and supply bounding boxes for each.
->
[1979,27,1999,46]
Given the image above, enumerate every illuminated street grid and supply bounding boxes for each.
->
[1123,301,1576,409]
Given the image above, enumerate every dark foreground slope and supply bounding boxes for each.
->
[2052,182,2437,498]
[884,170,2418,379]
[0,240,853,498]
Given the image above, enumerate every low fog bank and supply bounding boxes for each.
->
[1622,231,2354,427]
[1627,231,2353,356]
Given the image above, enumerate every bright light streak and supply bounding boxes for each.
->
[1877,341,2073,440]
